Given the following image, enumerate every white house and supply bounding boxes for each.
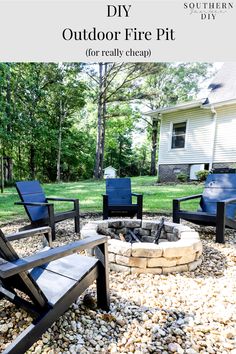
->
[103,166,117,179]
[148,62,236,182]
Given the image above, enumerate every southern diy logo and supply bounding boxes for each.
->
[184,1,234,20]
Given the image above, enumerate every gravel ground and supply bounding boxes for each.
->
[0,215,236,354]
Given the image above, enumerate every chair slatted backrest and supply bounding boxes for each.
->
[0,229,48,308]
[200,173,236,219]
[16,181,48,222]
[106,178,132,205]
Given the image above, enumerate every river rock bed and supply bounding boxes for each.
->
[0,217,236,354]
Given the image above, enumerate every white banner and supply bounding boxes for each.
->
[0,0,235,61]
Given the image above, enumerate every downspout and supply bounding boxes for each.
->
[157,113,162,179]
[209,106,217,170]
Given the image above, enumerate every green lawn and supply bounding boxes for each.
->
[0,176,204,224]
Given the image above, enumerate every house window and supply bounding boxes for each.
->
[171,122,186,149]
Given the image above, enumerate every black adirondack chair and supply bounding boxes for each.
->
[103,178,143,219]
[0,226,110,354]
[15,181,80,241]
[173,173,236,243]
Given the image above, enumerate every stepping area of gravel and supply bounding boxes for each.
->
[0,216,235,354]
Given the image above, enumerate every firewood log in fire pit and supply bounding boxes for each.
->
[125,229,141,243]
[153,217,165,244]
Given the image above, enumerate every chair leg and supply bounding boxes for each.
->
[137,208,142,219]
[74,199,80,234]
[103,195,109,220]
[103,207,109,220]
[43,232,52,248]
[216,202,226,243]
[50,225,56,242]
[48,204,56,241]
[137,195,143,219]
[95,243,110,311]
[173,199,180,223]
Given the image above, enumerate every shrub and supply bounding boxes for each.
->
[3,179,17,188]
[196,170,209,182]
[176,172,188,183]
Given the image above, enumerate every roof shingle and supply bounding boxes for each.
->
[205,62,236,105]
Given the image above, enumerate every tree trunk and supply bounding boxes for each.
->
[56,100,63,183]
[18,145,22,180]
[94,63,107,179]
[150,119,159,176]
[141,148,147,176]
[99,63,108,177]
[1,156,4,193]
[94,63,103,179]
[118,137,122,177]
[5,157,13,181]
[5,64,13,182]
[29,145,36,179]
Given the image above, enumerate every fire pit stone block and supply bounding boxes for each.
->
[163,264,189,274]
[147,257,177,268]
[131,267,162,275]
[141,220,160,230]
[179,231,199,239]
[166,233,179,242]
[132,243,163,258]
[188,258,202,271]
[134,228,151,236]
[124,220,142,228]
[108,239,132,257]
[116,255,147,268]
[176,253,196,265]
[108,220,124,228]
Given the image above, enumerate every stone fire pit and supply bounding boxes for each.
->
[81,219,203,274]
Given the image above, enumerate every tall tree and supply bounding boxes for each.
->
[94,63,107,179]
[46,63,86,182]
[104,104,141,176]
[0,63,15,183]
[84,63,165,179]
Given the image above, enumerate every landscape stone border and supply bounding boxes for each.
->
[81,219,203,274]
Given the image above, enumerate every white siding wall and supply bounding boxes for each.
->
[213,104,236,163]
[158,107,213,165]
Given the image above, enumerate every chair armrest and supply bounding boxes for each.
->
[0,235,107,278]
[6,227,52,246]
[131,193,143,197]
[173,194,202,202]
[47,197,79,202]
[15,201,52,207]
[219,197,236,205]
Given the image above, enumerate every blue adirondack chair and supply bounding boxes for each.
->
[173,173,236,243]
[15,181,80,241]
[103,178,143,219]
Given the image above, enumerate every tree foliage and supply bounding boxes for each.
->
[0,62,213,186]
[0,63,88,183]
